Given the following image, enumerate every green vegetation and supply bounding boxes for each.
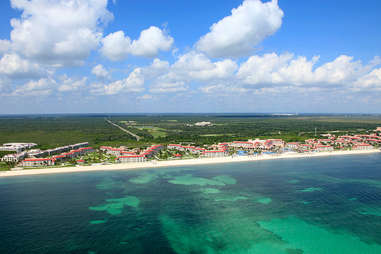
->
[132,125,167,138]
[0,114,380,149]
[0,116,137,149]
[0,162,11,171]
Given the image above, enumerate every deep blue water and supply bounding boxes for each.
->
[0,154,381,254]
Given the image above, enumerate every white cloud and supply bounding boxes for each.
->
[171,51,238,81]
[100,26,174,61]
[11,78,56,96]
[138,52,237,94]
[237,53,381,87]
[196,0,283,58]
[58,75,87,92]
[0,53,46,78]
[150,81,188,93]
[99,31,130,61]
[130,26,174,57]
[354,68,381,90]
[9,0,113,66]
[91,68,144,95]
[0,40,11,54]
[200,83,248,94]
[91,64,110,79]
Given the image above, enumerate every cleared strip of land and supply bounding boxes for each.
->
[105,119,141,141]
[1,149,379,178]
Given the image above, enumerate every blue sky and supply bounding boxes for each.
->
[0,0,381,114]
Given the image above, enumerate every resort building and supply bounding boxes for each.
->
[286,142,300,150]
[27,149,48,158]
[0,143,37,153]
[167,144,205,154]
[43,142,90,156]
[265,139,284,148]
[352,144,374,150]
[121,151,137,156]
[229,141,255,149]
[299,144,312,152]
[100,146,125,156]
[201,150,227,158]
[117,155,146,163]
[142,144,164,158]
[194,121,212,126]
[22,158,55,167]
[21,147,93,167]
[1,152,27,163]
[167,144,185,151]
[315,145,334,152]
[317,139,332,145]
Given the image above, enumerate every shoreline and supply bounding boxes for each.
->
[0,149,380,178]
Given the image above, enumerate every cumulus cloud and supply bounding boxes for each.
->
[139,52,237,94]
[100,26,174,61]
[237,53,381,87]
[170,51,238,81]
[91,68,145,95]
[91,64,110,79]
[0,53,46,78]
[354,68,381,90]
[0,40,11,54]
[150,81,188,93]
[58,75,87,92]
[9,0,113,66]
[11,78,56,96]
[196,0,283,58]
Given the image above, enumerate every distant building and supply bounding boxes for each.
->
[21,146,93,167]
[353,144,374,150]
[286,142,300,150]
[315,145,334,152]
[100,146,124,156]
[265,139,284,148]
[0,143,37,153]
[27,149,48,158]
[22,158,55,167]
[142,144,164,158]
[229,141,254,149]
[194,121,213,126]
[167,144,185,151]
[1,152,26,163]
[117,155,146,163]
[299,144,312,152]
[201,150,227,158]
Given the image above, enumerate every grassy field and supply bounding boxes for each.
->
[0,114,380,149]
[134,126,167,138]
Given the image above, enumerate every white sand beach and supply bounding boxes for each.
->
[1,149,380,178]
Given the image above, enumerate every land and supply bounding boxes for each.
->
[1,114,381,149]
[0,114,380,174]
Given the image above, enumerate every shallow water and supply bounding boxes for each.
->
[0,153,381,253]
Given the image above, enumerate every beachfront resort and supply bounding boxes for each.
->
[1,127,381,170]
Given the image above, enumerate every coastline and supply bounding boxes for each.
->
[1,149,380,178]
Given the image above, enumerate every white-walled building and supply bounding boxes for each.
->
[1,152,26,163]
[22,158,55,167]
[353,144,374,150]
[286,142,300,150]
[201,150,227,158]
[117,155,146,163]
[315,145,334,152]
[0,143,37,153]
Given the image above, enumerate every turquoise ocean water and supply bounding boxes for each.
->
[1,153,381,253]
